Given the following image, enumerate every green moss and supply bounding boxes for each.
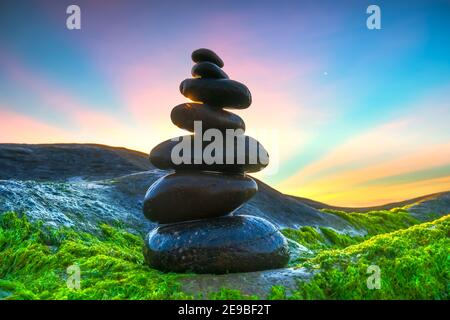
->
[283,208,418,254]
[267,285,287,299]
[318,227,361,248]
[290,215,450,300]
[282,225,362,253]
[321,208,419,236]
[1,210,448,300]
[282,210,448,299]
[0,212,191,300]
[282,226,326,251]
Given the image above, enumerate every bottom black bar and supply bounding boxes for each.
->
[0,300,445,318]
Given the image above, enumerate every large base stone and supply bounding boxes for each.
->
[143,215,290,274]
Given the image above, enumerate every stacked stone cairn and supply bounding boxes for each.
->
[143,48,290,274]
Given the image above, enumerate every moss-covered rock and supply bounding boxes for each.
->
[0,212,189,300]
[1,210,448,300]
[291,215,450,300]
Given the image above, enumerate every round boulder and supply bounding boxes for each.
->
[143,215,290,273]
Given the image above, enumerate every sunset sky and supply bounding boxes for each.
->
[1,0,449,206]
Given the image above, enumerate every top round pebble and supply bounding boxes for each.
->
[192,48,224,68]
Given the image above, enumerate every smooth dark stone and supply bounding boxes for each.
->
[191,62,229,79]
[180,78,251,109]
[143,172,257,223]
[149,135,269,173]
[191,48,224,68]
[171,103,245,133]
[143,215,290,274]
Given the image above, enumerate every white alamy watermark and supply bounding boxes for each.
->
[366,265,381,290]
[170,121,279,175]
[66,5,81,30]
[366,5,381,30]
[66,264,81,290]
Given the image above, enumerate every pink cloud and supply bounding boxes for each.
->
[0,50,163,151]
[0,108,69,143]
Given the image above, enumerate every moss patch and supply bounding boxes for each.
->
[0,212,191,300]
[322,208,419,236]
[290,215,450,300]
[282,226,327,251]
[282,226,364,266]
[283,208,419,255]
[1,210,448,300]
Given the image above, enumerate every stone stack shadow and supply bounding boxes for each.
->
[142,48,289,274]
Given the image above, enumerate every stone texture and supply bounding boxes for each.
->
[143,215,290,273]
[149,135,269,173]
[143,172,257,223]
[180,78,251,109]
[191,48,224,68]
[192,61,229,79]
[171,103,245,132]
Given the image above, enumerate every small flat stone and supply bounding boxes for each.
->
[180,78,251,109]
[171,103,245,132]
[149,134,269,173]
[143,215,290,274]
[191,48,224,68]
[143,172,257,223]
[191,62,229,79]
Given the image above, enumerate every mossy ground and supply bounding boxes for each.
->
[282,208,419,249]
[281,209,449,300]
[321,207,420,236]
[0,209,448,300]
[0,212,190,299]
